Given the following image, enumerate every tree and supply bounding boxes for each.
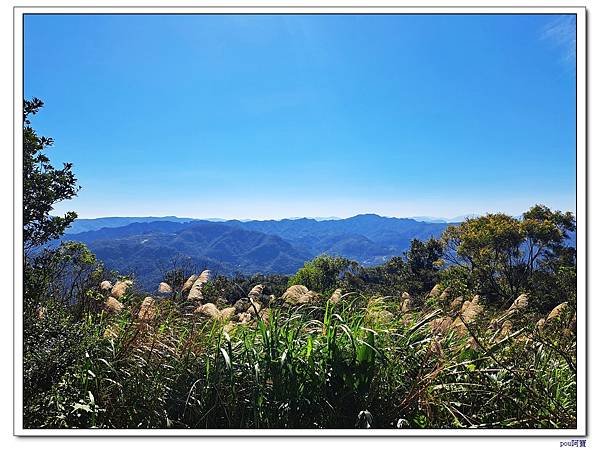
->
[404,238,444,292]
[441,205,575,303]
[338,239,444,297]
[23,98,79,251]
[289,255,357,294]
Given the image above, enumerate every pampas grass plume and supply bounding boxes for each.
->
[138,297,157,321]
[104,296,124,314]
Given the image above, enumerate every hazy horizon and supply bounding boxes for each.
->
[54,198,577,222]
[26,14,576,220]
[69,212,471,222]
[67,208,574,223]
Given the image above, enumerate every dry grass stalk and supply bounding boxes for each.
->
[401,298,411,313]
[449,296,463,311]
[100,280,113,291]
[238,312,252,324]
[198,269,211,284]
[247,300,262,316]
[547,302,569,321]
[508,294,528,313]
[499,320,513,339]
[188,272,210,303]
[428,284,442,298]
[429,338,444,358]
[220,307,237,322]
[195,303,220,320]
[536,318,546,332]
[111,280,132,299]
[329,288,342,304]
[430,316,452,335]
[104,296,124,314]
[460,299,483,323]
[182,274,198,294]
[298,291,320,305]
[439,287,451,302]
[248,284,264,301]
[158,282,172,294]
[283,285,309,304]
[138,297,157,321]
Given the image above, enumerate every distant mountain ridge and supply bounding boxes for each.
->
[66,216,199,234]
[60,214,457,289]
[66,213,474,234]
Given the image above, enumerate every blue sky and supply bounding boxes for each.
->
[24,14,576,220]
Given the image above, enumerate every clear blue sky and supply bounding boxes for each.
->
[24,14,576,220]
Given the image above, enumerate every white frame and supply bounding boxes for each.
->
[13,4,587,437]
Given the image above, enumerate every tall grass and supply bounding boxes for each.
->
[23,290,576,429]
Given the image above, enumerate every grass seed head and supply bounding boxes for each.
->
[181,274,198,294]
[547,302,569,321]
[401,298,411,313]
[138,297,157,321]
[248,284,264,301]
[233,298,251,313]
[282,285,309,305]
[329,288,342,304]
[508,293,528,313]
[198,269,211,284]
[246,300,262,316]
[428,284,442,298]
[439,287,451,301]
[220,306,237,322]
[449,296,463,311]
[195,303,221,320]
[500,320,513,338]
[430,316,452,335]
[188,275,208,303]
[237,311,252,324]
[536,318,546,332]
[104,296,124,314]
[111,280,132,299]
[158,282,172,294]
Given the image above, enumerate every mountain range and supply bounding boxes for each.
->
[59,215,456,290]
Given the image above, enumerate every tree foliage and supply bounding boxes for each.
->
[441,205,575,304]
[289,254,358,294]
[23,98,79,251]
[338,238,443,298]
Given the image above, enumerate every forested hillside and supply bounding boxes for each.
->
[56,215,452,289]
